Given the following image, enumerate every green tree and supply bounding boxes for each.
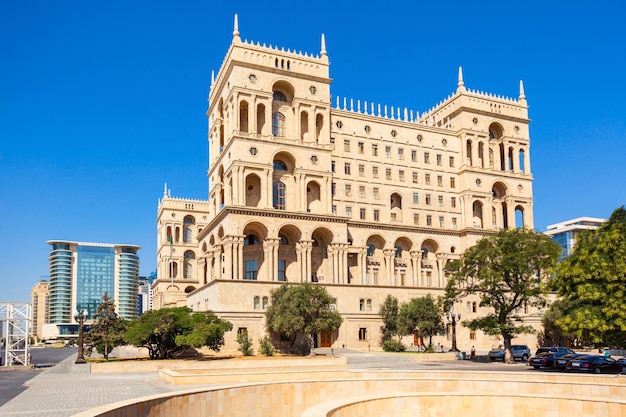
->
[398,295,444,349]
[551,207,626,347]
[378,294,400,344]
[445,228,561,363]
[540,299,580,347]
[265,283,343,355]
[124,307,232,359]
[84,292,126,360]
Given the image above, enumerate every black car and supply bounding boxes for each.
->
[528,347,575,369]
[565,355,623,374]
[555,353,586,370]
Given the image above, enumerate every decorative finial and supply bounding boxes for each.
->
[457,66,466,92]
[163,182,168,197]
[233,14,240,42]
[519,80,526,103]
[320,33,327,57]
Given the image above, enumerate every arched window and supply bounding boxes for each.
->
[395,246,402,258]
[366,299,372,311]
[183,227,192,243]
[184,251,195,259]
[272,112,286,137]
[262,296,269,309]
[183,216,195,224]
[279,234,289,245]
[273,181,286,210]
[254,296,260,310]
[367,244,375,257]
[421,248,428,260]
[359,299,365,311]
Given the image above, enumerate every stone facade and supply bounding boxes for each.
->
[156,16,540,351]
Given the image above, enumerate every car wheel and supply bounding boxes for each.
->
[594,367,601,374]
[522,354,529,362]
[490,357,495,361]
[533,366,540,370]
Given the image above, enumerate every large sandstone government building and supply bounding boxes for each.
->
[152,16,536,351]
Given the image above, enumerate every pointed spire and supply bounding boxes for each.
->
[211,70,215,85]
[233,14,241,43]
[163,182,168,197]
[519,80,527,105]
[457,66,466,93]
[320,33,327,57]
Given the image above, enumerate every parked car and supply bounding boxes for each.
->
[489,345,531,362]
[528,347,575,369]
[565,355,623,374]
[555,353,586,370]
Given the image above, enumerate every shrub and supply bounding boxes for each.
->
[382,339,405,352]
[259,335,275,356]
[237,333,254,356]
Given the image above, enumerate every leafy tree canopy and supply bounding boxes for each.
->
[398,295,444,348]
[124,307,232,359]
[445,228,561,362]
[378,294,400,343]
[84,292,126,360]
[265,283,343,355]
[551,206,626,346]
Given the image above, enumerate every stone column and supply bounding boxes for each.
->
[410,251,420,286]
[223,238,233,279]
[215,245,222,280]
[263,240,273,281]
[237,236,244,280]
[383,249,394,286]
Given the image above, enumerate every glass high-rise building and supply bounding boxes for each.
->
[47,241,141,323]
[544,217,605,262]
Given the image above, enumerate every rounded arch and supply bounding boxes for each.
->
[184,250,195,259]
[393,237,414,257]
[277,223,302,244]
[272,150,296,173]
[311,227,334,283]
[184,286,196,294]
[515,205,525,228]
[271,80,295,102]
[277,224,302,282]
[239,99,249,133]
[183,215,195,225]
[420,239,439,259]
[202,242,207,252]
[489,122,504,139]
[492,181,508,198]
[472,200,484,228]
[242,221,269,242]
[365,234,386,257]
[390,192,403,222]
[306,180,321,212]
[245,173,262,207]
[217,227,225,239]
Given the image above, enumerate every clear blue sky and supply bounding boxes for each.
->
[1,1,624,303]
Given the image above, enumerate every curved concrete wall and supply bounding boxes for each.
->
[73,373,626,417]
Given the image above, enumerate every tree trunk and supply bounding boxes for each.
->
[503,337,514,364]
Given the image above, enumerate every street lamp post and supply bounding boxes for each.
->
[73,309,88,364]
[446,310,461,352]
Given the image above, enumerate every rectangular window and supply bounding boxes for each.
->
[345,184,352,197]
[450,177,456,188]
[413,213,419,225]
[426,215,432,226]
[358,141,364,154]
[344,140,350,152]
[237,327,248,338]
[391,212,397,221]
[413,192,419,204]
[425,174,431,185]
[436,154,442,165]
[345,206,352,217]
[372,144,378,156]
[411,150,417,162]
[372,166,379,178]
[438,195,444,207]
[451,197,456,208]
[373,188,379,200]
[398,170,405,182]
[425,194,431,205]
[332,205,337,215]
[358,164,365,177]
[449,156,455,167]
[452,217,457,229]
[386,168,392,180]
[359,208,366,220]
[412,172,418,184]
[470,330,476,340]
[385,146,391,158]
[398,148,404,160]
[374,209,380,221]
[437,175,443,187]
[359,328,367,341]
[245,260,258,280]
[332,182,336,196]
[439,216,445,228]
[331,160,336,172]
[424,152,430,164]
[345,163,351,175]
[277,260,286,281]
[359,186,365,198]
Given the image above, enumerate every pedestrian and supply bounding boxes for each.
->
[604,349,610,359]
[471,346,476,359]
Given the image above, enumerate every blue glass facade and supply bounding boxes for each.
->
[77,245,115,318]
[118,248,140,319]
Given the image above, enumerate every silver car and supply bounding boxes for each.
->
[489,344,531,362]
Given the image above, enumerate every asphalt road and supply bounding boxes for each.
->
[0,347,75,407]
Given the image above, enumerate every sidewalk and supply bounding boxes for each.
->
[0,355,190,417]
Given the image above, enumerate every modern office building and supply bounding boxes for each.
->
[544,217,605,262]
[155,16,539,351]
[47,241,141,323]
[30,279,50,340]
